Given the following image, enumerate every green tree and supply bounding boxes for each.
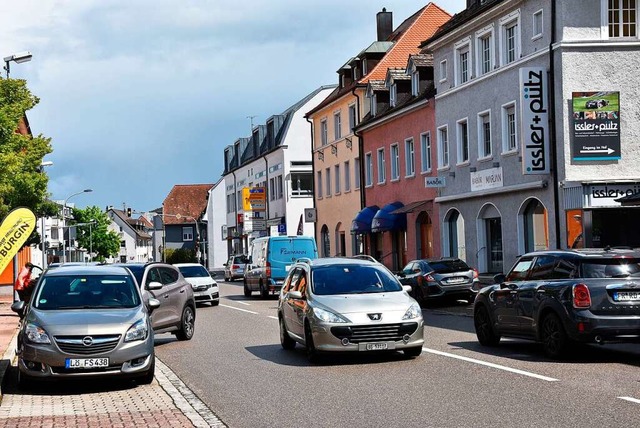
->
[165,248,196,264]
[70,206,120,261]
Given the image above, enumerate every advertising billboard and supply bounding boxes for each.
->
[571,91,620,161]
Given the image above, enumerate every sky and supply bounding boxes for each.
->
[1,0,466,212]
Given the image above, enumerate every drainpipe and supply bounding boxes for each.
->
[261,153,270,235]
[549,0,561,249]
[352,86,366,210]
[306,116,318,244]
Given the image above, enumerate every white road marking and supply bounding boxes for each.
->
[219,304,258,315]
[618,396,640,404]
[267,316,278,320]
[234,300,251,306]
[423,347,559,382]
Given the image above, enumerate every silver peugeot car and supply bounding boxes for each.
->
[11,265,159,387]
[278,257,424,362]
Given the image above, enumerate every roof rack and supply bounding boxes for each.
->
[350,255,378,263]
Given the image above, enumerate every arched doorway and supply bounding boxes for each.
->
[477,204,503,273]
[320,225,330,257]
[335,222,346,256]
[518,198,549,254]
[415,211,433,259]
[444,209,466,260]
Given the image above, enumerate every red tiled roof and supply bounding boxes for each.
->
[162,184,213,225]
[137,215,153,228]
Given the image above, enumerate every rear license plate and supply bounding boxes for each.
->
[65,358,109,369]
[613,291,640,301]
[446,277,466,284]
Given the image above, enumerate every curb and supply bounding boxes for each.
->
[0,327,19,404]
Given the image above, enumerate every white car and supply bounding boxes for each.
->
[174,263,219,306]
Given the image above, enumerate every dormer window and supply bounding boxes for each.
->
[390,83,397,107]
[411,69,419,96]
[371,93,377,116]
[341,74,346,88]
[362,58,368,75]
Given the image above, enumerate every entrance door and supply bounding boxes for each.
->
[487,218,503,273]
[417,212,433,259]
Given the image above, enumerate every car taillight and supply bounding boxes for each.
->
[266,261,271,278]
[232,265,239,269]
[473,268,479,279]
[573,283,591,308]
[423,274,435,282]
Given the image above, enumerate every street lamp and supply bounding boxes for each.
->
[62,189,92,263]
[3,51,32,78]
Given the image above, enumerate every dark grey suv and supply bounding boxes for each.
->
[474,248,640,358]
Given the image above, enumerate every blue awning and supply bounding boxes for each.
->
[371,202,407,233]
[351,205,380,234]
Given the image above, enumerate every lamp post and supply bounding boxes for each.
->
[39,161,54,269]
[3,51,32,78]
[62,189,92,263]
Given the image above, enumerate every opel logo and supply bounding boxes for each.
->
[82,336,93,346]
[368,313,382,321]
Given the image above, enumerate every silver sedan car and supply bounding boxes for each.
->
[11,265,159,387]
[278,258,424,362]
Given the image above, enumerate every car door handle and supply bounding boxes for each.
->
[163,294,169,299]
[180,289,185,293]
[536,289,546,293]
[510,291,517,294]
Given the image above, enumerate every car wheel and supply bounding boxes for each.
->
[474,305,501,346]
[279,316,296,350]
[176,306,195,341]
[224,276,229,282]
[136,359,155,385]
[243,281,252,297]
[259,282,269,299]
[541,312,568,358]
[466,292,476,305]
[305,322,321,363]
[403,346,422,358]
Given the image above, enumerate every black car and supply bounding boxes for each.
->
[397,258,480,304]
[585,99,608,109]
[473,248,640,358]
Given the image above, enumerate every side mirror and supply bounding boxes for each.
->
[493,273,506,284]
[147,281,163,290]
[396,272,406,278]
[11,301,25,318]
[223,263,227,267]
[402,285,413,293]
[210,272,217,278]
[147,297,161,313]
[288,290,303,300]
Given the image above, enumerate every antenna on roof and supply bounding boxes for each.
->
[247,115,257,133]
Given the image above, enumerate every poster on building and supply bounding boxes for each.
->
[519,67,550,175]
[242,187,266,211]
[571,91,620,161]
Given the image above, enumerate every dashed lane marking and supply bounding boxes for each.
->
[618,396,640,404]
[219,304,259,314]
[267,316,278,320]
[424,347,559,382]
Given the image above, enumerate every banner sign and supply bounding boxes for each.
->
[0,207,36,273]
[471,167,503,192]
[571,91,620,161]
[519,67,550,175]
[242,187,266,211]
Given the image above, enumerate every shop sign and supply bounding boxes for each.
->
[425,176,446,188]
[519,67,550,175]
[571,91,620,161]
[586,183,640,207]
[471,167,503,192]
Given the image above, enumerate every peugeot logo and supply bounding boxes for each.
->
[368,313,382,321]
[82,336,93,347]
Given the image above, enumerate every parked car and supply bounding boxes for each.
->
[224,255,248,281]
[585,99,608,109]
[244,236,318,298]
[11,265,159,386]
[111,262,196,340]
[278,257,424,362]
[174,263,219,306]
[397,258,480,304]
[473,248,640,358]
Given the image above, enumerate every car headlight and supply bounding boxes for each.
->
[313,307,348,323]
[125,319,148,342]
[402,303,422,320]
[25,323,51,344]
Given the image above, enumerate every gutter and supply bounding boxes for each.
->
[306,116,317,244]
[549,0,561,249]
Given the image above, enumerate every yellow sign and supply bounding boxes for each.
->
[242,187,266,211]
[0,207,37,274]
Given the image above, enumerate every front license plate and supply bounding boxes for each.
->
[65,358,109,369]
[365,343,388,351]
[613,291,640,301]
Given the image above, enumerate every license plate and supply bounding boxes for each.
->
[613,291,640,301]
[65,358,109,369]
[446,277,466,284]
[365,343,388,351]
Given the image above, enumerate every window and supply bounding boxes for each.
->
[455,41,471,84]
[405,138,415,177]
[325,167,331,196]
[371,93,377,117]
[269,177,276,201]
[183,227,193,241]
[390,83,397,107]
[439,59,447,82]
[291,172,312,196]
[335,164,341,194]
[457,119,469,164]
[608,0,638,37]
[365,153,373,186]
[506,258,533,281]
[390,144,400,180]
[420,132,432,173]
[348,104,357,133]
[355,157,361,189]
[316,170,323,198]
[502,102,517,152]
[411,69,419,96]
[532,9,543,39]
[500,12,521,65]
[478,111,492,158]
[236,191,241,213]
[320,119,328,146]
[120,240,126,248]
[344,161,351,192]
[334,112,342,140]
[529,256,556,280]
[377,148,386,184]
[476,28,493,76]
[438,126,449,168]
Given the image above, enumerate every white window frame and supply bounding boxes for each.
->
[183,227,193,241]
[355,157,361,189]
[277,175,283,199]
[456,118,470,165]
[439,59,447,83]
[334,111,342,141]
[411,68,419,96]
[454,37,472,85]
[437,125,450,169]
[501,101,518,154]
[390,83,397,107]
[420,132,432,173]
[371,93,377,117]
[477,110,493,160]
[499,10,521,66]
[316,170,323,198]
[365,153,373,187]
[475,25,494,77]
[334,164,341,194]
[348,104,357,134]
[325,167,331,197]
[405,138,415,178]
[344,160,351,192]
[603,0,639,39]
[390,143,400,181]
[532,9,543,40]
[320,119,328,146]
[377,148,386,184]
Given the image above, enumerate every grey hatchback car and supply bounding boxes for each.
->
[11,265,159,386]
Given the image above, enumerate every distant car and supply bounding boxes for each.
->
[111,263,196,340]
[11,265,159,387]
[397,258,480,304]
[585,99,608,109]
[474,248,640,358]
[278,257,424,362]
[224,255,247,282]
[174,263,219,306]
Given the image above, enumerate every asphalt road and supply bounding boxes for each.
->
[155,281,640,428]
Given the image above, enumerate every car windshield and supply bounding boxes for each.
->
[426,259,470,273]
[178,266,210,278]
[33,274,141,310]
[580,258,640,278]
[312,264,402,295]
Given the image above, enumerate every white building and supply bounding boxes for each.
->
[205,178,228,269]
[107,209,153,263]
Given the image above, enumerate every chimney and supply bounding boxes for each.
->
[467,0,479,8]
[377,8,393,41]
